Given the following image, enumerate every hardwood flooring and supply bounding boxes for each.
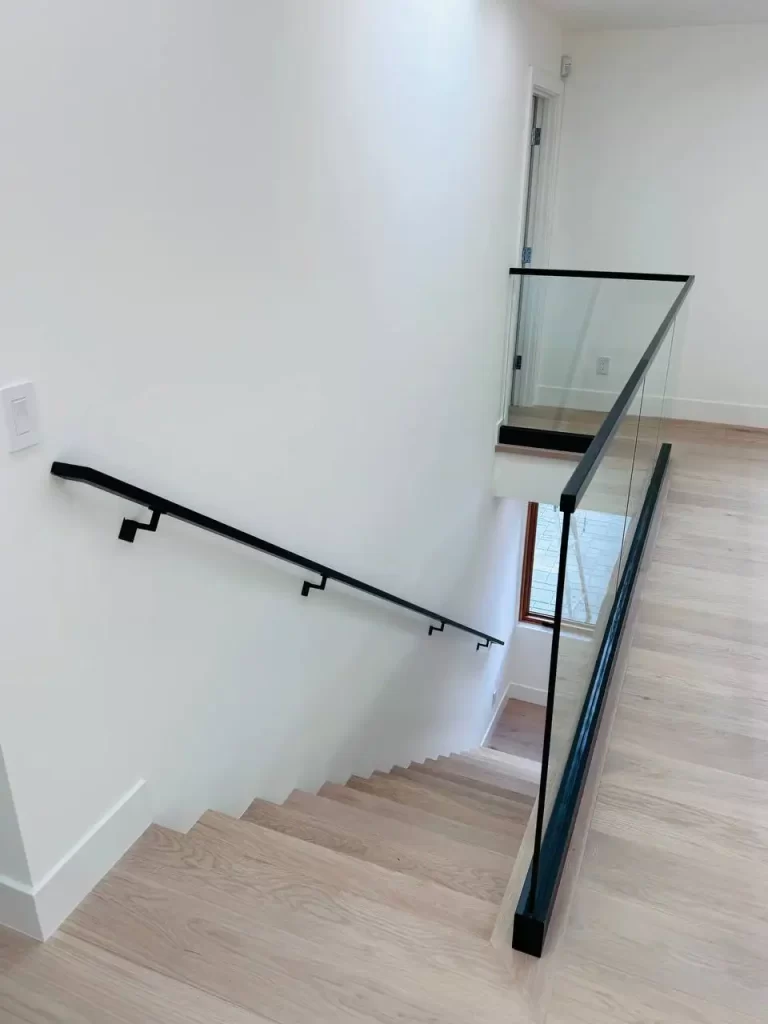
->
[2,421,766,1022]
[486,697,547,761]
[546,420,768,1023]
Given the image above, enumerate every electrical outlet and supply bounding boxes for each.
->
[596,356,610,376]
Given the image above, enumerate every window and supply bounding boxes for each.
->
[520,502,627,627]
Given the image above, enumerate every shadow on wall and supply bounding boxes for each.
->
[318,495,526,788]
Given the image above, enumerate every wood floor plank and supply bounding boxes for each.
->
[601,740,768,841]
[115,821,520,993]
[592,779,768,870]
[317,782,515,855]
[284,788,519,881]
[620,664,768,741]
[418,753,540,799]
[561,885,768,1020]
[463,746,542,777]
[579,828,768,934]
[608,694,768,782]
[546,957,762,1024]
[0,929,271,1024]
[65,871,526,1024]
[387,770,536,815]
[484,699,547,761]
[345,774,527,836]
[180,813,498,940]
[242,795,512,903]
[626,641,768,695]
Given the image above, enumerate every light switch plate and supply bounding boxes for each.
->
[2,382,40,452]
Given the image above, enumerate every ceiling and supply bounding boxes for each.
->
[542,0,768,30]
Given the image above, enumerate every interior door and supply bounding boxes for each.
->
[511,95,545,409]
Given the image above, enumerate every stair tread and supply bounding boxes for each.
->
[117,815,499,948]
[68,830,525,1024]
[243,793,512,903]
[0,931,271,1024]
[408,760,533,802]
[196,810,496,937]
[318,783,516,855]
[464,746,543,773]
[389,767,535,820]
[410,754,538,800]
[450,749,542,785]
[346,774,529,836]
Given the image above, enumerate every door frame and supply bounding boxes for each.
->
[499,67,565,423]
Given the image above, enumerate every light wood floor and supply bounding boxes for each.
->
[2,421,767,1022]
[546,420,768,1023]
[487,697,546,761]
[505,404,602,435]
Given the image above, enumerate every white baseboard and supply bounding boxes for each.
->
[505,681,548,706]
[482,680,513,746]
[0,779,150,940]
[536,385,616,412]
[662,397,768,428]
[536,386,768,429]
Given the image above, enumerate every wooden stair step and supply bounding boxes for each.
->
[454,748,542,786]
[0,930,270,1024]
[388,768,535,823]
[66,850,524,1024]
[194,811,496,939]
[242,793,511,903]
[408,758,530,802]
[345,774,528,837]
[318,782,515,855]
[463,745,542,771]
[413,753,539,800]
[117,818,507,972]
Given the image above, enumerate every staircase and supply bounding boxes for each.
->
[27,747,538,1022]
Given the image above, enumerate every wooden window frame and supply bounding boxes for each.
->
[520,502,603,635]
[519,502,555,627]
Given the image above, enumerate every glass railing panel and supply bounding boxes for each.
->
[620,317,677,571]
[514,273,694,955]
[508,273,685,436]
[537,410,641,844]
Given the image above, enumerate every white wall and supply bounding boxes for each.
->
[548,23,768,425]
[0,0,562,923]
[0,750,30,885]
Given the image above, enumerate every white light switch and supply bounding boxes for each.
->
[11,397,31,435]
[2,382,40,452]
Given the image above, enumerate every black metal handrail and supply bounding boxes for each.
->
[50,462,503,649]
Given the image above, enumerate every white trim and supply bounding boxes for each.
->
[0,779,150,940]
[662,397,768,429]
[482,679,513,746]
[537,384,619,411]
[505,681,548,707]
[536,385,768,429]
[532,67,564,99]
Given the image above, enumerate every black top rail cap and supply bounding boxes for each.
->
[509,267,690,283]
[559,273,694,512]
